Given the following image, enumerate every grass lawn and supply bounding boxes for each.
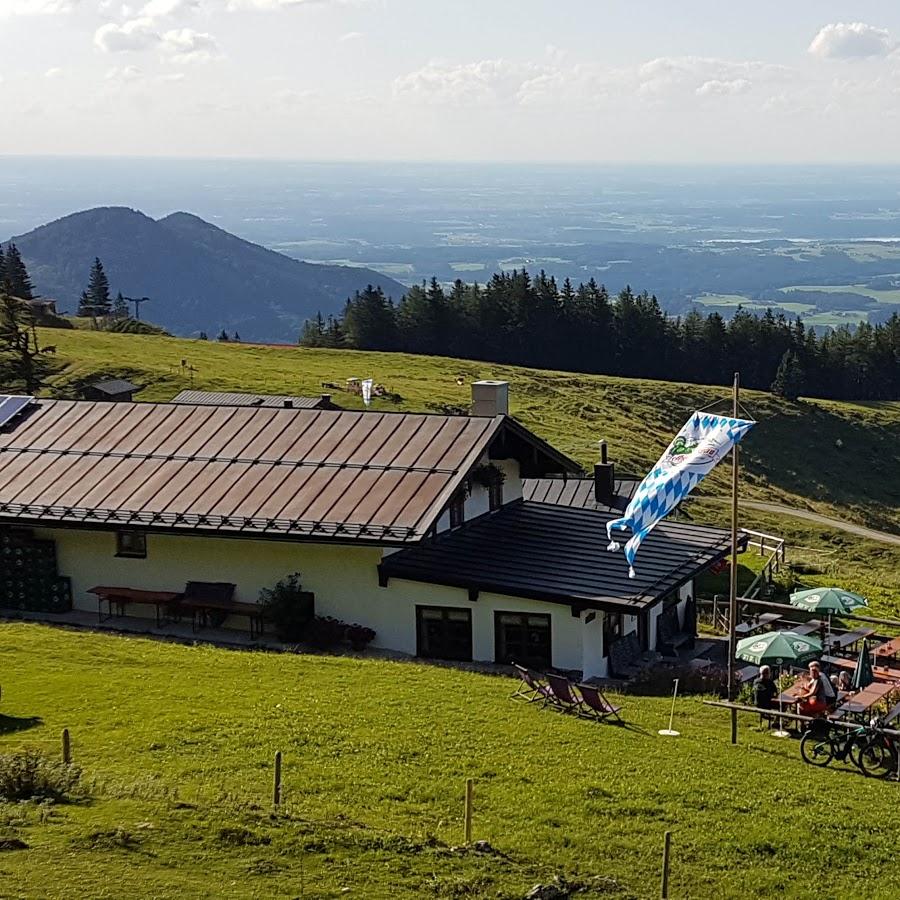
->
[1,623,898,900]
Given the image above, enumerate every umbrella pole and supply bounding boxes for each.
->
[727,372,740,745]
[772,664,790,738]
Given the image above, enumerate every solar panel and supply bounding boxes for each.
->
[0,395,34,429]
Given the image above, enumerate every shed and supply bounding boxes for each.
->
[82,379,140,402]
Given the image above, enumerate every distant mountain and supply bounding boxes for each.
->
[5,207,407,341]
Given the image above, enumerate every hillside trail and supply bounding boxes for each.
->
[736,500,900,547]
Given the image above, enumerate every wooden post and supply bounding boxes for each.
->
[727,372,740,745]
[61,728,71,765]
[464,778,474,845]
[273,751,282,807]
[661,831,672,899]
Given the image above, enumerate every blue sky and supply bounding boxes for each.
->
[1,1,899,161]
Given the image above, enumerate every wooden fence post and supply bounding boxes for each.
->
[464,778,474,845]
[61,728,71,765]
[661,831,671,899]
[273,751,282,807]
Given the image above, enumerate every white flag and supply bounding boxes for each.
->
[361,378,373,407]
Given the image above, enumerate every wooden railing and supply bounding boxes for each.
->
[698,528,786,632]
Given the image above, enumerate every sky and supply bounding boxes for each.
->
[1,1,900,162]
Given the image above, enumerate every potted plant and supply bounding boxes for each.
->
[346,623,376,651]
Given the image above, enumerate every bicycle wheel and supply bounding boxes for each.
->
[857,738,898,779]
[800,731,835,767]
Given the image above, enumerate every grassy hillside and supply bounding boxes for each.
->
[2,623,898,900]
[36,328,900,531]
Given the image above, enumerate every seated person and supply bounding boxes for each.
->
[752,665,777,710]
[795,660,836,716]
[837,671,852,692]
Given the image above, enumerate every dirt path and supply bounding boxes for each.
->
[740,501,900,547]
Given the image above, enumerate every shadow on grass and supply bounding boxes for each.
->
[0,714,43,736]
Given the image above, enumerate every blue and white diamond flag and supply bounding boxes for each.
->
[606,412,755,578]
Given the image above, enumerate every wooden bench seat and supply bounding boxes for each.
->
[88,585,182,628]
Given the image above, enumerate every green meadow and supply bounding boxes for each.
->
[1,623,898,900]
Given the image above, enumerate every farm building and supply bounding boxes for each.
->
[0,383,739,677]
[81,378,140,403]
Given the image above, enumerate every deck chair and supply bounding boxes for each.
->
[510,663,554,704]
[544,673,586,714]
[576,683,624,724]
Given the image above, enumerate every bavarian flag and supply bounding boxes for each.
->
[606,412,755,578]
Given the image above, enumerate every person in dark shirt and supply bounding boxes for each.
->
[753,665,777,710]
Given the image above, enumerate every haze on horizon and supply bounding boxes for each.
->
[0,1,899,163]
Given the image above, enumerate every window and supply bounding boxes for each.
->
[115,531,147,559]
[495,612,551,670]
[449,492,465,529]
[416,606,472,661]
[602,612,622,658]
[488,481,503,511]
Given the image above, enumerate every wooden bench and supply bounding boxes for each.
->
[821,654,900,683]
[826,628,876,655]
[656,604,692,654]
[609,632,655,679]
[88,586,182,627]
[179,582,266,639]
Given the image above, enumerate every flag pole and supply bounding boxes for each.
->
[727,372,740,745]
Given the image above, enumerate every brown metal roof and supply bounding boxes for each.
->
[379,500,743,613]
[170,390,339,410]
[0,399,578,544]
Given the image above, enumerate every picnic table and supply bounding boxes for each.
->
[734,612,781,637]
[826,628,876,655]
[873,636,900,663]
[791,620,823,637]
[832,681,899,720]
[821,654,900,684]
[88,586,182,627]
[179,596,267,639]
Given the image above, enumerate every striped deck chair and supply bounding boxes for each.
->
[576,683,624,724]
[545,673,587,714]
[510,663,554,704]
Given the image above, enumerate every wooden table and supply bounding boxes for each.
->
[832,682,899,720]
[827,628,876,654]
[873,636,900,662]
[88,586,182,627]
[179,596,268,639]
[735,613,781,637]
[821,654,900,683]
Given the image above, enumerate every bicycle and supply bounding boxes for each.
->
[854,717,899,780]
[799,720,870,771]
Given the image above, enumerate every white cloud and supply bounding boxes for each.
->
[44,66,63,78]
[339,31,362,42]
[809,22,895,60]
[105,64,144,82]
[227,0,366,9]
[140,0,198,18]
[0,0,77,14]
[161,28,219,63]
[393,59,549,106]
[94,18,159,53]
[696,78,752,97]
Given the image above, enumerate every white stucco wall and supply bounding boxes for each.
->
[433,457,522,533]
[32,526,594,671]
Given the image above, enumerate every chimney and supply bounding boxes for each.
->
[594,440,615,504]
[471,380,509,417]
[283,399,294,409]
[320,394,332,406]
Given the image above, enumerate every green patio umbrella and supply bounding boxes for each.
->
[789,587,868,615]
[851,639,874,691]
[736,630,823,667]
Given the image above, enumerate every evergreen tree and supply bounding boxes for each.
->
[771,349,805,401]
[86,257,111,316]
[0,290,55,393]
[112,292,129,319]
[77,291,92,317]
[233,331,241,342]
[299,312,327,347]
[2,244,35,301]
[217,329,229,341]
[198,331,208,340]
[0,246,5,287]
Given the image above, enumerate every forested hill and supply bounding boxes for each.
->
[6,207,407,341]
[301,271,900,402]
